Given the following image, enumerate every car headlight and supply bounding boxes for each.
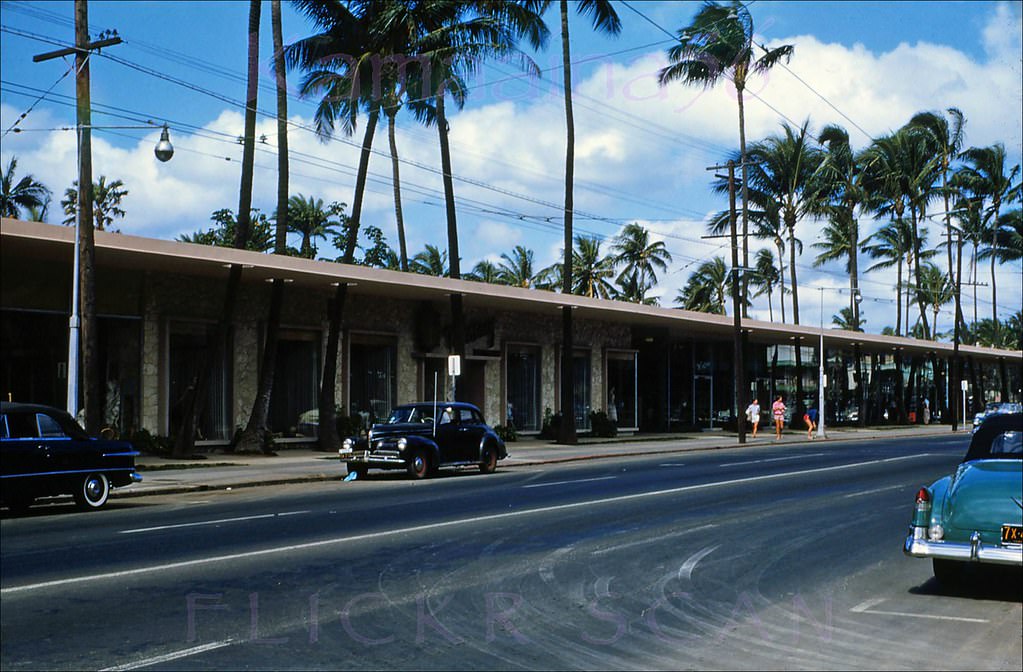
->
[928,524,944,541]
[397,437,407,450]
[340,438,353,454]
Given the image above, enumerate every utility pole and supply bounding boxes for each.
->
[707,160,746,444]
[951,229,964,431]
[34,1,122,429]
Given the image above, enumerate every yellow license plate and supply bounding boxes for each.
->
[1001,524,1023,545]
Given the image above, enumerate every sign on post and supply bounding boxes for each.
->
[448,355,461,377]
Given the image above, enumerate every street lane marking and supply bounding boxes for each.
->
[523,476,616,489]
[850,598,988,623]
[119,511,310,534]
[720,453,825,467]
[678,544,719,581]
[593,524,717,556]
[842,484,904,498]
[2,454,931,595]
[99,639,234,671]
[659,463,686,467]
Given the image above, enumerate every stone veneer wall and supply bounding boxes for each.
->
[137,271,632,438]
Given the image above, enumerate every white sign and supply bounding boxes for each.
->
[961,380,968,391]
[448,354,461,377]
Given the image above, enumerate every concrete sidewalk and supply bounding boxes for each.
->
[119,423,964,499]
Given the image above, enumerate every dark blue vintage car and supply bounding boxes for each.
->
[338,401,507,479]
[1,402,142,511]
[904,412,1022,583]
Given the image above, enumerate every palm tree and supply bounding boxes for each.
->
[831,306,865,331]
[750,248,781,321]
[174,0,261,457]
[951,196,986,337]
[611,222,672,292]
[814,124,872,329]
[237,0,292,454]
[466,259,503,284]
[1,156,51,218]
[413,1,547,399]
[536,0,620,444]
[572,235,617,299]
[617,270,659,306]
[497,245,537,288]
[909,108,966,334]
[286,0,389,450]
[862,126,941,338]
[917,261,954,339]
[61,176,128,231]
[675,257,728,314]
[745,120,821,327]
[287,194,344,258]
[410,244,448,277]
[956,143,1022,331]
[658,1,793,316]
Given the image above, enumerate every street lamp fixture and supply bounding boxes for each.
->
[154,124,174,162]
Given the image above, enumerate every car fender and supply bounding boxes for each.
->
[927,474,953,527]
[401,434,440,463]
[476,432,507,461]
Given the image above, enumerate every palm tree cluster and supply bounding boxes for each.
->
[687,113,1020,349]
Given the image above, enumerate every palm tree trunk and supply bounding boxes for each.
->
[387,109,409,272]
[896,258,904,336]
[435,94,465,390]
[174,0,260,457]
[776,238,787,324]
[238,0,288,454]
[911,208,930,338]
[557,0,577,445]
[319,108,379,451]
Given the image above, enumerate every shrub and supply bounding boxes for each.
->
[538,407,562,439]
[127,428,173,456]
[588,410,617,438]
[494,424,517,442]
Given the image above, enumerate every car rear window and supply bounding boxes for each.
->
[990,431,1022,457]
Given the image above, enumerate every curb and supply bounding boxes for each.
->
[110,426,958,500]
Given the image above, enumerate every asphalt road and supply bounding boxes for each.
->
[2,433,1020,671]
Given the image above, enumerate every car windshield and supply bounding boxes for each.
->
[383,406,434,424]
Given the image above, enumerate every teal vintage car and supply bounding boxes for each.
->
[904,412,1022,583]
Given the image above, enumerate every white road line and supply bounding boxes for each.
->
[719,453,825,467]
[842,484,905,498]
[850,598,987,623]
[3,454,930,595]
[678,544,720,581]
[99,639,234,671]
[593,524,717,556]
[522,476,617,489]
[658,463,686,467]
[119,511,310,534]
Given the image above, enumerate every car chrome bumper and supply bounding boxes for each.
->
[130,471,143,483]
[341,451,406,467]
[904,528,1023,566]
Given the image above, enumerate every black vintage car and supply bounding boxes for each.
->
[0,402,142,511]
[339,402,507,479]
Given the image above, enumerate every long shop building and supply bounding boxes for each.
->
[2,218,1020,446]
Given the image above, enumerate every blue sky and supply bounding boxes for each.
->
[2,0,1021,335]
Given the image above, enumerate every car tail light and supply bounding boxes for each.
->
[912,487,932,527]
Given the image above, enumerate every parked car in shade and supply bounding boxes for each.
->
[339,402,507,479]
[904,412,1022,583]
[0,402,142,511]
[972,401,1023,432]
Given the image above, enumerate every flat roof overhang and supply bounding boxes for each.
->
[3,217,1020,363]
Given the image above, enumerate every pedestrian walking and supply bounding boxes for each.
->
[746,398,761,438]
[804,406,818,439]
[772,396,786,440]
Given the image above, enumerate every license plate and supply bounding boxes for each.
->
[1001,524,1023,545]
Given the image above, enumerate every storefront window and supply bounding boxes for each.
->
[349,337,397,429]
[573,350,591,431]
[607,350,637,429]
[270,330,320,437]
[507,345,540,432]
[168,321,230,442]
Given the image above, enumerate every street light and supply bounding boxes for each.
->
[34,1,172,424]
